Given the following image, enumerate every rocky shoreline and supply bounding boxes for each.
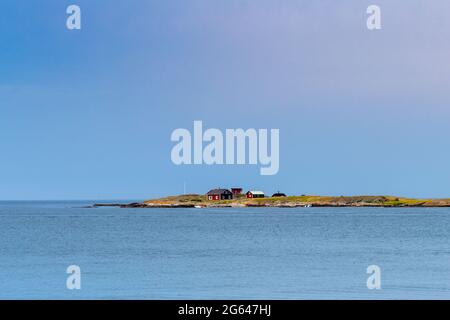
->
[90,199,450,209]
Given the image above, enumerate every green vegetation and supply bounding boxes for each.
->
[143,194,450,208]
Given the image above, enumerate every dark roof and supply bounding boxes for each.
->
[272,192,287,197]
[206,188,232,195]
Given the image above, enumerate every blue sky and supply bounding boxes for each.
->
[1,0,450,200]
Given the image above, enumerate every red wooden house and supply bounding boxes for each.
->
[246,191,265,198]
[206,188,233,201]
[231,188,243,196]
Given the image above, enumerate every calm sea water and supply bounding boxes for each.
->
[0,201,449,299]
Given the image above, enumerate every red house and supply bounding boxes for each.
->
[206,189,233,201]
[246,191,265,198]
[231,188,243,196]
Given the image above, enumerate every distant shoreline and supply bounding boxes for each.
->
[91,195,450,208]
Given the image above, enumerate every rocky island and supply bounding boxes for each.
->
[93,194,450,208]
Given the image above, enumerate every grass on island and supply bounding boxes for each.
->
[143,194,450,207]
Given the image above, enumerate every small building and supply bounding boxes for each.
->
[246,191,265,198]
[272,192,287,197]
[206,188,233,201]
[231,188,243,196]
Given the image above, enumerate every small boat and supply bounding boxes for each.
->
[304,204,312,208]
[194,205,203,209]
